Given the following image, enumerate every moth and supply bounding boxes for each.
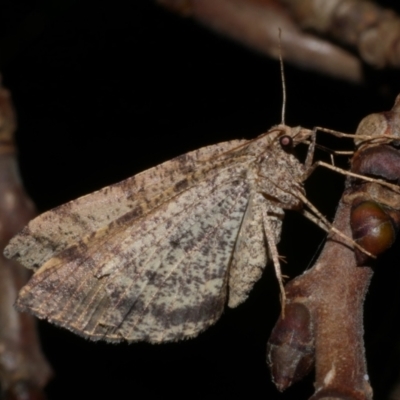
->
[4,118,377,343]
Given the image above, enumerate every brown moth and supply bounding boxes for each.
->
[4,114,385,344]
[3,123,319,343]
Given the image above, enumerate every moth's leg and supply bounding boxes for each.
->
[303,128,355,170]
[294,188,375,259]
[311,142,354,157]
[261,207,286,314]
[300,209,329,232]
[313,126,400,144]
[302,160,400,194]
[313,126,356,139]
[304,128,317,170]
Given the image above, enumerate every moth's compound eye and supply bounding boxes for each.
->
[279,135,293,150]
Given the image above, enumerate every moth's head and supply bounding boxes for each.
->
[274,124,312,148]
[261,125,299,157]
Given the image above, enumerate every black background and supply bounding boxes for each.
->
[2,1,400,399]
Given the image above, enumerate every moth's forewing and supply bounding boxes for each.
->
[6,138,270,343]
[5,139,245,270]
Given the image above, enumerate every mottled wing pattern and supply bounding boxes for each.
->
[5,139,246,271]
[16,164,252,342]
[7,141,274,342]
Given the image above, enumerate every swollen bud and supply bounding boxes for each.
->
[267,303,314,391]
[350,200,397,265]
[354,94,400,147]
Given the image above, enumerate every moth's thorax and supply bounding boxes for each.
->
[245,126,306,210]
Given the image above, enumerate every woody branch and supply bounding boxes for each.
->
[158,0,400,82]
[268,97,400,398]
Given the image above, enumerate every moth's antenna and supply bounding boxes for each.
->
[278,28,286,125]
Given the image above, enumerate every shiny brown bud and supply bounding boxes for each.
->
[267,303,314,391]
[350,200,397,265]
